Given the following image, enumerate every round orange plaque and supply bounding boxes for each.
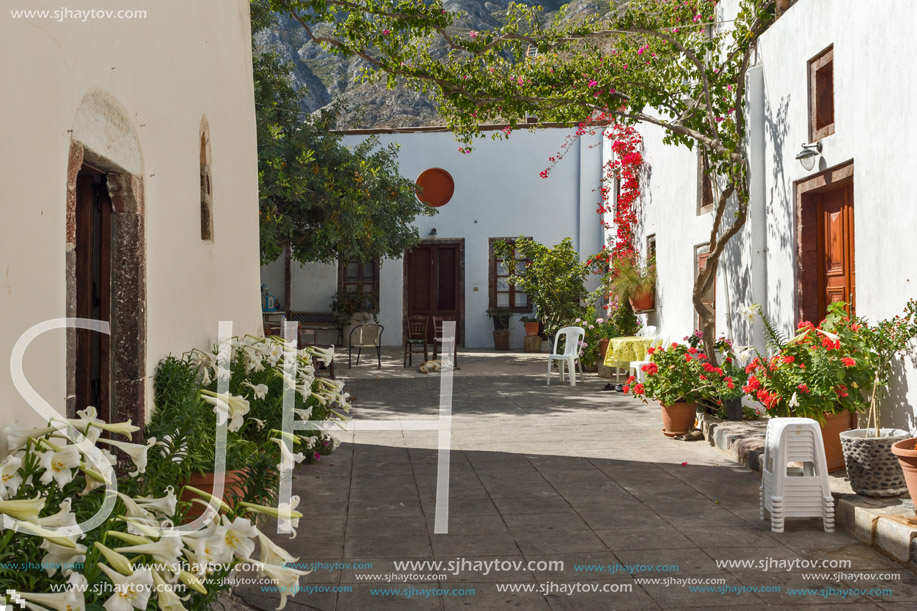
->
[415,168,454,207]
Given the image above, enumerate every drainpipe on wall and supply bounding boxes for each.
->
[746,65,768,350]
[575,135,582,255]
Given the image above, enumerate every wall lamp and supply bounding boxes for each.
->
[795,141,823,171]
[429,227,438,237]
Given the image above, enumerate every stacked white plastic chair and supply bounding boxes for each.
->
[760,418,835,533]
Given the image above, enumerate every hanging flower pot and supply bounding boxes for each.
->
[628,289,655,312]
[840,429,910,497]
[891,438,917,514]
[661,402,697,437]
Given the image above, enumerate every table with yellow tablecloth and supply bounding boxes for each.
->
[603,336,656,369]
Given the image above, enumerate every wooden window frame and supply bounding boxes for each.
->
[808,45,835,141]
[338,259,381,312]
[697,150,714,215]
[488,238,533,313]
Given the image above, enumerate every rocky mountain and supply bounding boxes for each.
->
[253,1,616,129]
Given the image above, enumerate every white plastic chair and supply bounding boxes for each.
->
[546,326,585,386]
[629,335,667,383]
[760,418,835,533]
[636,326,657,337]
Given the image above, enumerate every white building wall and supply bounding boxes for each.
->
[756,0,917,430]
[264,127,605,348]
[619,0,917,429]
[0,0,262,434]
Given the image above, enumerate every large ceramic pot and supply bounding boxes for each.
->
[661,402,697,437]
[629,289,655,312]
[491,314,510,331]
[524,321,541,336]
[840,429,910,497]
[821,411,857,473]
[180,469,249,522]
[492,329,511,351]
[891,438,917,515]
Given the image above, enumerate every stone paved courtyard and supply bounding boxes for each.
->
[236,350,917,610]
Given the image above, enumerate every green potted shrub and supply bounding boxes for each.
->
[332,290,379,347]
[492,237,589,338]
[626,342,738,436]
[486,307,513,350]
[611,253,656,312]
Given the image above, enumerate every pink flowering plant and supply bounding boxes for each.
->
[743,302,874,422]
[626,342,741,408]
[574,302,640,368]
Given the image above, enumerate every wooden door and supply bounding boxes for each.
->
[817,185,855,319]
[75,171,112,421]
[405,242,462,344]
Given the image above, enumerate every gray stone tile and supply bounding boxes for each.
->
[346,516,429,538]
[440,582,551,610]
[594,526,697,551]
[336,582,443,611]
[502,510,591,535]
[513,529,610,556]
[493,495,572,515]
[343,534,434,559]
[431,532,522,557]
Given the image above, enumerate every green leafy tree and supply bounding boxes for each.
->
[252,1,434,266]
[265,0,777,359]
[494,237,589,336]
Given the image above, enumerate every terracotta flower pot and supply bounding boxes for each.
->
[599,338,610,359]
[629,289,655,312]
[891,438,917,515]
[661,402,697,437]
[821,411,857,473]
[180,468,249,522]
[524,321,541,336]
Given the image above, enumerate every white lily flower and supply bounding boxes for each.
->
[111,491,153,519]
[1,453,23,498]
[7,572,87,611]
[307,345,335,366]
[4,423,58,451]
[201,391,250,432]
[243,381,269,401]
[115,532,183,567]
[0,495,45,523]
[250,418,266,431]
[258,531,299,566]
[96,437,154,476]
[92,420,140,437]
[152,570,190,611]
[816,327,840,342]
[293,407,313,421]
[134,487,177,517]
[191,534,229,571]
[296,382,312,401]
[252,560,311,610]
[38,444,82,488]
[38,499,78,529]
[40,538,87,577]
[240,496,304,539]
[789,392,800,409]
[738,303,761,321]
[215,515,259,560]
[118,517,165,539]
[97,563,153,611]
[272,438,304,474]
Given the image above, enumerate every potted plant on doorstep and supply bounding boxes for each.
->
[626,342,738,436]
[486,307,513,350]
[332,289,379,347]
[611,253,656,312]
[743,303,873,472]
[842,299,917,497]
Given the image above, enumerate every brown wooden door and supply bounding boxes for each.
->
[817,184,855,319]
[75,171,112,421]
[405,242,462,344]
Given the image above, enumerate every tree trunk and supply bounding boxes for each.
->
[284,244,293,317]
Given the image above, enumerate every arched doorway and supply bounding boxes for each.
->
[66,91,146,434]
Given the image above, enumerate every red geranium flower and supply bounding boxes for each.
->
[798,383,809,393]
[623,385,630,393]
[688,347,698,354]
[783,356,795,364]
[684,354,693,362]
[633,383,645,394]
[842,357,856,367]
